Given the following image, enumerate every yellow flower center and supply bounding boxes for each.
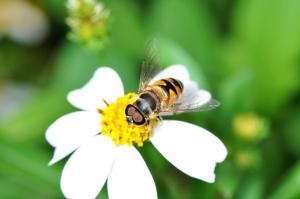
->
[99,93,157,147]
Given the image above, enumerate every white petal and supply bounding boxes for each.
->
[176,82,212,108]
[108,146,157,199]
[46,111,101,165]
[67,67,124,111]
[150,120,227,183]
[150,64,190,85]
[61,135,116,199]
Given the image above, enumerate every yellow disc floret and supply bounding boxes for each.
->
[99,93,156,147]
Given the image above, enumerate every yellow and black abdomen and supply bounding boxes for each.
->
[147,78,184,109]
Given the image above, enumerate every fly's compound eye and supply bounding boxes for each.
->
[125,104,146,125]
[125,105,136,125]
[132,112,143,123]
[125,104,136,116]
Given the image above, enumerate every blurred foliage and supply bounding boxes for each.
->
[0,0,300,198]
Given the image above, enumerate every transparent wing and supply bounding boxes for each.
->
[138,40,162,93]
[160,92,220,116]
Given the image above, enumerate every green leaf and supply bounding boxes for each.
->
[103,0,145,59]
[232,0,300,114]
[101,47,140,92]
[148,0,219,73]
[235,175,264,199]
[42,0,67,24]
[218,69,254,123]
[51,41,140,93]
[51,42,100,91]
[0,140,61,198]
[216,162,241,198]
[282,108,300,157]
[268,161,300,199]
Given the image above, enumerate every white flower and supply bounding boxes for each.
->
[46,65,227,199]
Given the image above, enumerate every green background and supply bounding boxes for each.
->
[1,0,300,198]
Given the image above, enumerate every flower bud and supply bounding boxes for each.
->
[66,0,110,51]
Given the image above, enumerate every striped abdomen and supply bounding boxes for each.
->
[142,78,184,112]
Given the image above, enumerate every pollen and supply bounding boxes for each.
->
[99,93,157,147]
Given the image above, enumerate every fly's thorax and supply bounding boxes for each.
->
[138,91,160,112]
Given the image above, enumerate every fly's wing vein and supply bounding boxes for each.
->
[138,40,162,93]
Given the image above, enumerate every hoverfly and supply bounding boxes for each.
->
[125,42,219,126]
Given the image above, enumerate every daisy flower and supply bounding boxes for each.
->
[46,65,227,199]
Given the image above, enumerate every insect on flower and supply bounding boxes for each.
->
[46,43,227,199]
[124,45,219,128]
